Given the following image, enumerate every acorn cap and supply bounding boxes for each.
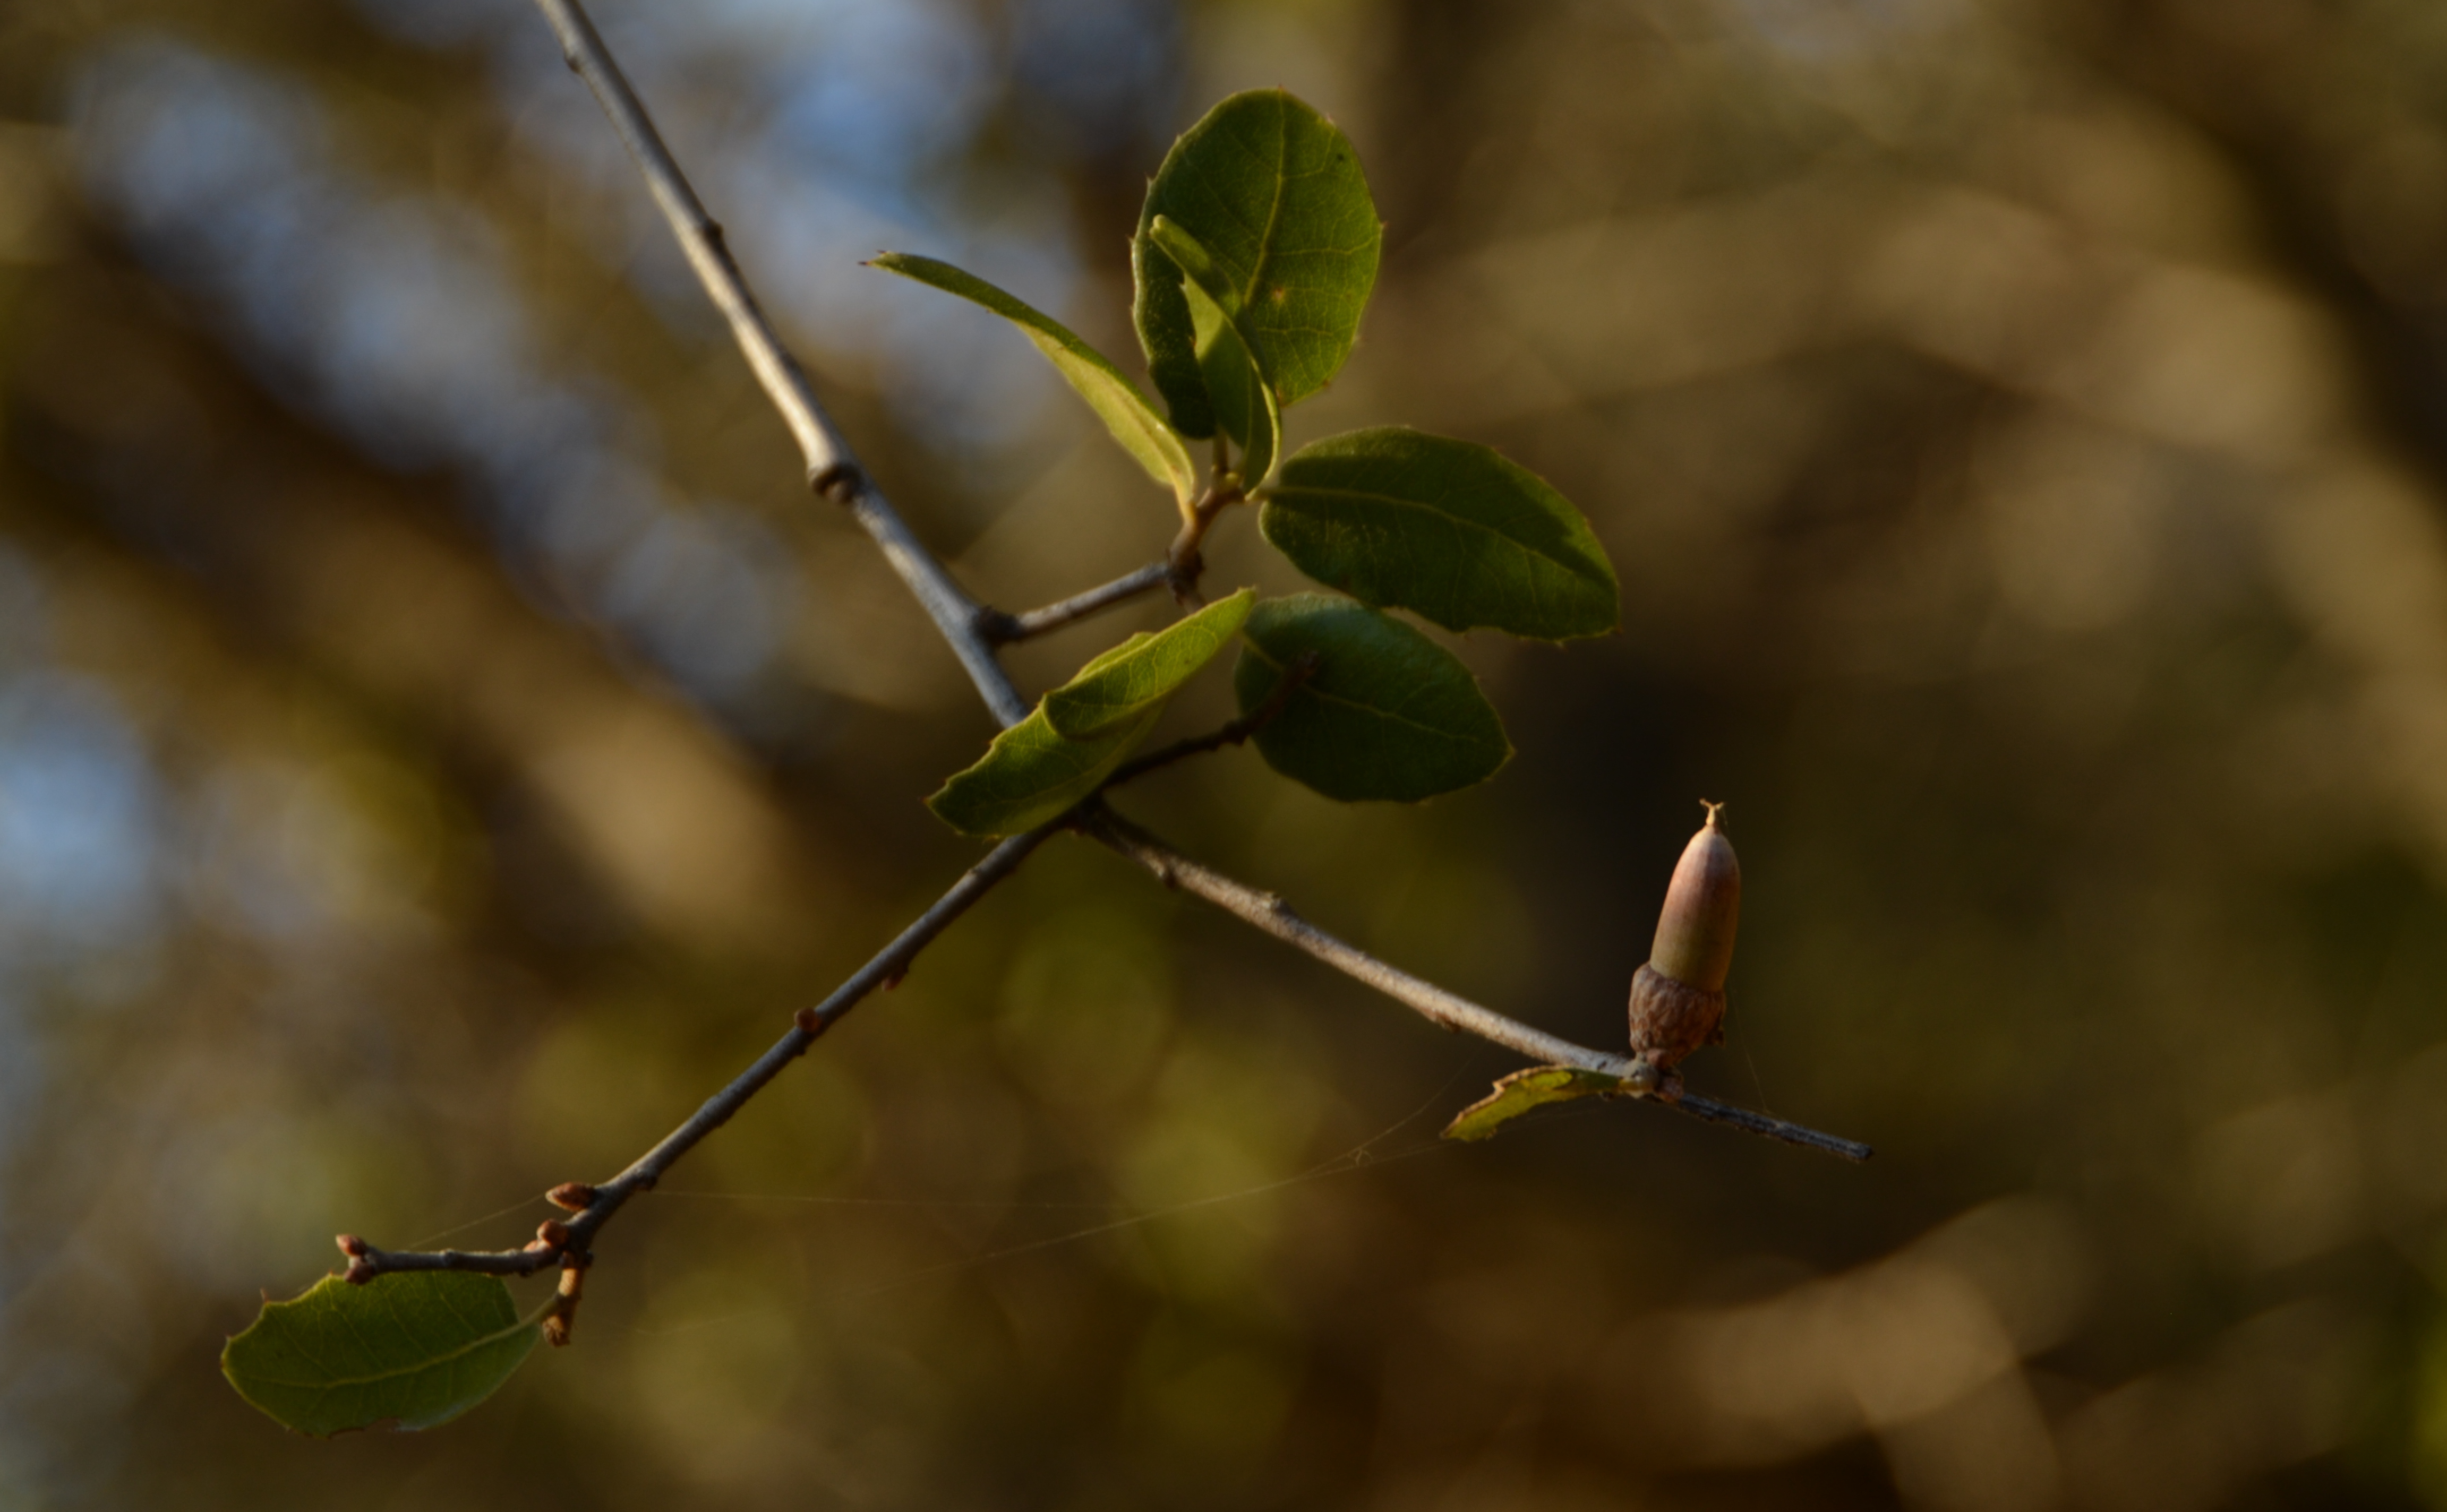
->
[1648,801,1740,993]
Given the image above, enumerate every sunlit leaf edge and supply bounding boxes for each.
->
[1042,589,1254,740]
[869,252,1197,510]
[1441,1066,1628,1141]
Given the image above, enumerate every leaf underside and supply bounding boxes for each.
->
[1148,218,1280,487]
[928,703,1161,838]
[221,1272,541,1436]
[869,252,1197,509]
[1134,89,1381,438]
[1042,589,1254,739]
[1442,1066,1629,1142]
[1232,593,1509,803]
[934,596,1255,836]
[1260,427,1620,640]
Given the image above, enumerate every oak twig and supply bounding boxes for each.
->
[1081,807,1873,1162]
[341,828,1054,1282]
[531,0,1028,729]
[537,0,1864,1166]
[1165,483,1242,607]
[358,0,1870,1294]
[977,561,1170,645]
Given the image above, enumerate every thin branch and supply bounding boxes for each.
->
[483,1,1866,1311]
[1165,483,1241,607]
[1102,651,1319,788]
[342,828,1055,1282]
[977,561,1170,645]
[531,0,1028,728]
[1081,806,1872,1162]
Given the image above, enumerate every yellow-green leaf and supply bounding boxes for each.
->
[1147,217,1280,487]
[870,252,1197,510]
[1442,1066,1629,1142]
[1043,589,1253,739]
[927,703,1160,838]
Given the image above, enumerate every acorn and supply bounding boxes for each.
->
[1628,801,1739,1090]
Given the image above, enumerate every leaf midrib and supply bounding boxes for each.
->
[1270,483,1605,584]
[245,1309,538,1390]
[1242,97,1293,316]
[1243,638,1491,748]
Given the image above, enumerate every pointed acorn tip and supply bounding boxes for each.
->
[1700,798,1724,831]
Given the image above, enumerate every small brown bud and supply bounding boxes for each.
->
[545,1182,598,1213]
[536,1219,570,1250]
[336,1233,369,1259]
[1629,802,1739,1069]
[794,1004,823,1034]
[544,1259,587,1347]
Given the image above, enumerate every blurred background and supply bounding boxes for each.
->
[2,0,2446,1505]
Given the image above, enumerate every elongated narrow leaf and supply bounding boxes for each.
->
[1133,90,1382,437]
[1260,428,1620,640]
[221,1272,541,1436]
[1147,218,1279,486]
[927,704,1161,837]
[1442,1066,1629,1142]
[870,252,1197,510]
[1233,594,1509,802]
[1043,589,1253,739]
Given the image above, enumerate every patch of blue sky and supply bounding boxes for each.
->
[475,0,1086,467]
[0,673,162,958]
[1007,0,1181,161]
[71,38,797,720]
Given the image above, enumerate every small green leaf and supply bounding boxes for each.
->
[1134,90,1382,437]
[869,252,1197,510]
[1260,428,1619,640]
[1442,1066,1629,1141]
[1044,589,1254,739]
[936,599,1259,834]
[928,703,1161,837]
[1233,594,1509,802]
[1147,218,1280,486]
[221,1272,542,1436]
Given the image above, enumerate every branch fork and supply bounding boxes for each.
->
[336,0,1871,1299]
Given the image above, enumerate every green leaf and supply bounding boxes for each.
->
[1044,589,1254,739]
[1134,90,1382,437]
[1233,594,1510,802]
[1441,1066,1630,1142]
[869,252,1197,511]
[1260,428,1620,640]
[935,598,1261,834]
[1147,218,1280,487]
[221,1272,542,1436]
[928,702,1161,838]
